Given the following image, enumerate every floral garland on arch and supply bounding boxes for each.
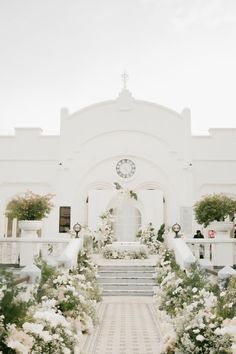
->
[92,209,115,251]
[114,182,138,200]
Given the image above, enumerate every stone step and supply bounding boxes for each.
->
[98,266,155,272]
[98,276,156,284]
[98,271,154,278]
[102,289,154,296]
[98,264,156,296]
[101,283,155,290]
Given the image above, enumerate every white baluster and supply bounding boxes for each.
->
[5,217,8,238]
[194,243,200,259]
[12,218,17,237]
[0,243,3,262]
[204,243,211,261]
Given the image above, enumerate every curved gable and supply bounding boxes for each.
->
[60,89,191,161]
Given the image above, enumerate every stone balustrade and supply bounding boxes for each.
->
[0,236,84,283]
[185,238,236,267]
[0,237,71,266]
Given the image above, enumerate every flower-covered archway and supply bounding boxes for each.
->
[107,188,144,242]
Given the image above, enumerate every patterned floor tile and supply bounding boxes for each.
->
[82,297,162,354]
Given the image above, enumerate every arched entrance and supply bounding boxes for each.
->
[85,186,165,233]
[108,193,143,242]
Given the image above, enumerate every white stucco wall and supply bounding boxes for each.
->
[1,89,236,237]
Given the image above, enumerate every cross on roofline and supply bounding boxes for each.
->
[121,71,129,89]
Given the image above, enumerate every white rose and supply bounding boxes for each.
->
[196,334,205,341]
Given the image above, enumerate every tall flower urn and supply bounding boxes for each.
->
[18,220,43,238]
[5,191,54,266]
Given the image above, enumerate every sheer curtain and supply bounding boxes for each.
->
[112,197,141,242]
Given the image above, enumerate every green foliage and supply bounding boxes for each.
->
[0,314,15,354]
[34,259,58,302]
[5,191,54,221]
[157,258,211,317]
[136,224,162,254]
[194,193,236,227]
[0,251,101,353]
[0,269,31,327]
[182,263,208,289]
[58,292,80,313]
[155,247,234,353]
[216,277,236,319]
[0,269,33,353]
[129,190,138,200]
[166,264,209,315]
[175,312,232,354]
[76,251,102,302]
[157,223,165,242]
[162,247,180,272]
[77,250,96,276]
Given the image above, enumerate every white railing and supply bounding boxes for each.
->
[0,237,71,266]
[0,236,84,284]
[58,239,83,270]
[172,238,196,270]
[185,238,236,267]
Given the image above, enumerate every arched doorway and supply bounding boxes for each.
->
[108,194,143,242]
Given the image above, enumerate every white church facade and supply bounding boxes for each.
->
[1,87,236,239]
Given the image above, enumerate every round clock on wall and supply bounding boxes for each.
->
[116,159,136,179]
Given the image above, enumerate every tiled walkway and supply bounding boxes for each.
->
[82,297,162,354]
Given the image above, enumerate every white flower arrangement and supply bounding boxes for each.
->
[91,209,116,251]
[117,188,138,200]
[136,223,165,254]
[6,306,80,354]
[103,245,148,259]
[1,251,101,353]
[154,246,234,353]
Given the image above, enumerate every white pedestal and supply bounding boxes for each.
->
[209,221,233,239]
[18,220,42,238]
[212,241,234,267]
[20,238,40,266]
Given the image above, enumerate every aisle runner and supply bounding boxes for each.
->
[82,297,161,354]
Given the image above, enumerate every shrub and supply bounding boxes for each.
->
[5,191,54,220]
[157,223,165,242]
[194,194,236,227]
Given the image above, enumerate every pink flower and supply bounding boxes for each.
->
[208,230,216,238]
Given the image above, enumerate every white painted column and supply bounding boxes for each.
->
[12,218,17,237]
[4,217,8,238]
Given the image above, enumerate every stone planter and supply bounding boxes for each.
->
[18,220,43,266]
[209,221,233,238]
[18,220,42,238]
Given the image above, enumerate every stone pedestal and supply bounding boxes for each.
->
[212,241,234,267]
[209,221,233,238]
[18,220,42,238]
[20,238,40,266]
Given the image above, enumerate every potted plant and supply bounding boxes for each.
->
[5,191,54,237]
[193,194,236,237]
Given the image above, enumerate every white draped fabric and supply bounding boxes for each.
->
[112,196,141,242]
